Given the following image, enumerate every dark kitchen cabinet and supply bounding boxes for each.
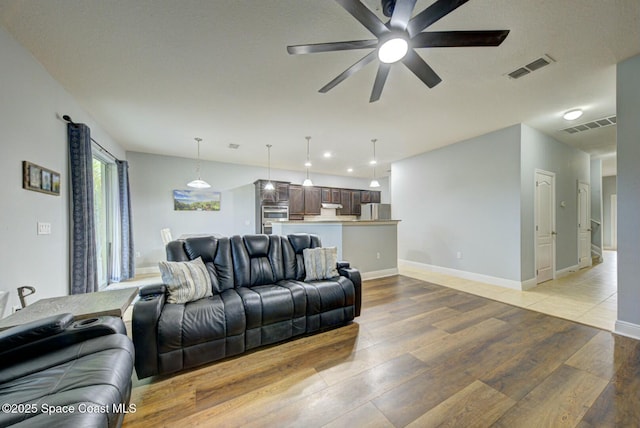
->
[321,187,331,203]
[331,188,342,203]
[352,190,361,216]
[304,186,321,215]
[339,190,352,215]
[255,180,289,204]
[360,190,381,204]
[289,185,305,217]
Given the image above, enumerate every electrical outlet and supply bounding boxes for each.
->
[456,251,463,259]
[37,222,51,235]
[376,252,381,260]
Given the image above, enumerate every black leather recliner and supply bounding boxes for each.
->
[0,313,135,428]
[132,233,361,379]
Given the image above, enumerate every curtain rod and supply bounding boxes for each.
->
[62,114,120,162]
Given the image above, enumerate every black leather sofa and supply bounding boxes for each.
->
[132,233,361,379]
[0,313,135,428]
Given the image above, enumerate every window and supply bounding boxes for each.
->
[92,151,117,288]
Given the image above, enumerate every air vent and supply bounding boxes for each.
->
[506,54,555,79]
[228,143,240,149]
[561,116,617,134]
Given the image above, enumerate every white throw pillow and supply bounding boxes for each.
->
[158,257,213,304]
[303,247,339,281]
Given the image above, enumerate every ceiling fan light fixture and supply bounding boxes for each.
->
[563,109,584,121]
[378,36,409,64]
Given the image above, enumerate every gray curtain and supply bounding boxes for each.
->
[68,123,99,294]
[116,160,135,280]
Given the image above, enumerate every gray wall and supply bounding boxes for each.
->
[392,125,523,282]
[127,151,389,269]
[520,125,590,279]
[602,176,617,249]
[0,26,125,312]
[616,53,640,328]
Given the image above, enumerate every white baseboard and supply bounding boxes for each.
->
[399,259,526,291]
[556,264,579,278]
[521,277,538,291]
[136,266,160,275]
[614,320,640,340]
[362,268,399,280]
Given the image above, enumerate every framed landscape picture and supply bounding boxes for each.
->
[173,189,221,211]
[23,161,60,196]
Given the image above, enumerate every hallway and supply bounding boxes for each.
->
[400,251,617,331]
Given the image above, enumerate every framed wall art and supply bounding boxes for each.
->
[23,161,60,196]
[173,189,221,211]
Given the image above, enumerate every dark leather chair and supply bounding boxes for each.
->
[0,313,135,428]
[132,233,361,379]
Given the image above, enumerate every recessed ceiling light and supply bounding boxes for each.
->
[304,160,312,167]
[347,168,353,173]
[563,109,583,121]
[323,152,332,158]
[369,160,377,165]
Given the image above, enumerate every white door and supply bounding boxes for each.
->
[535,171,555,283]
[578,182,592,269]
[611,194,617,250]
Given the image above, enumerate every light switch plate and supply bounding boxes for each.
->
[37,222,51,235]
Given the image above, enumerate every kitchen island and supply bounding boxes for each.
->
[272,220,399,279]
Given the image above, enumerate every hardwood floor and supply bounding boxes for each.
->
[123,275,640,427]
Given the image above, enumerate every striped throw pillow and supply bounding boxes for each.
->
[303,247,339,281]
[158,257,213,304]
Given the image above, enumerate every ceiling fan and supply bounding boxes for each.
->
[287,0,510,102]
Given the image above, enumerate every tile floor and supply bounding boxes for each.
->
[399,251,618,331]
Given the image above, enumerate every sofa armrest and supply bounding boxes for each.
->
[338,266,362,317]
[132,291,166,379]
[139,283,166,297]
[337,261,350,269]
[0,314,126,367]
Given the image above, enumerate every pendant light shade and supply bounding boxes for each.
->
[303,136,313,187]
[370,138,380,188]
[264,144,275,191]
[187,137,211,189]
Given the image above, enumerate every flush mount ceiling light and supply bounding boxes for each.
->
[187,137,211,189]
[563,109,583,121]
[264,144,275,191]
[303,136,313,187]
[370,138,381,188]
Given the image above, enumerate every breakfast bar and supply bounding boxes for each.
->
[272,220,399,279]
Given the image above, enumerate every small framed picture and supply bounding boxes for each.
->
[23,161,60,196]
[41,170,51,191]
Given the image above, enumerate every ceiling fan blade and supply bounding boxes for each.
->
[389,0,418,31]
[402,49,442,88]
[370,64,391,102]
[319,51,377,93]
[407,0,470,37]
[335,0,389,37]
[412,30,510,48]
[287,39,378,55]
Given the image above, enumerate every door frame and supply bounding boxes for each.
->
[577,180,592,269]
[611,194,617,250]
[534,169,556,283]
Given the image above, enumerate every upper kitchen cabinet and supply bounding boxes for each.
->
[289,184,305,218]
[255,180,290,204]
[304,186,322,215]
[360,190,381,204]
[321,187,342,204]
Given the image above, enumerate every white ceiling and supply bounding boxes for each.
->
[1,0,638,178]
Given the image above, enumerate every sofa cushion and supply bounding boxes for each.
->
[159,257,213,303]
[0,334,133,428]
[303,247,338,281]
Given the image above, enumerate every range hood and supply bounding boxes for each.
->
[321,203,343,209]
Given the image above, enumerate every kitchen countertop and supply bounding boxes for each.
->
[277,219,400,225]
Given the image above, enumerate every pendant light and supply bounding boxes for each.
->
[187,137,211,189]
[370,138,380,188]
[264,144,275,191]
[302,136,313,187]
